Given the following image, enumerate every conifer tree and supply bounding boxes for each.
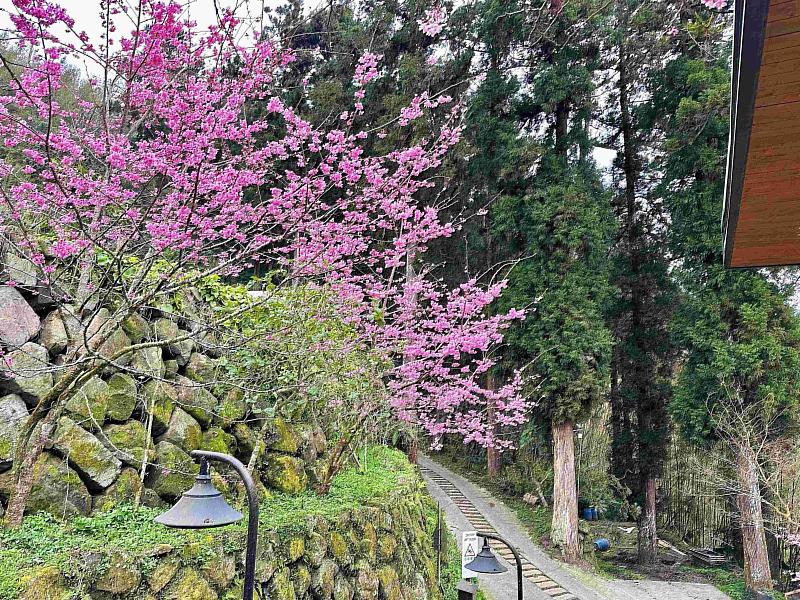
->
[657,17,800,591]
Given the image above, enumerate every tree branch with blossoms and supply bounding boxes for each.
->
[0,0,527,522]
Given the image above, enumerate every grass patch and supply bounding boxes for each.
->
[0,446,414,599]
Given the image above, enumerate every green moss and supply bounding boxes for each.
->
[329,531,348,563]
[201,427,233,454]
[173,568,218,600]
[271,418,301,454]
[263,454,308,494]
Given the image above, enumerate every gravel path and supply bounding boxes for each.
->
[420,455,731,600]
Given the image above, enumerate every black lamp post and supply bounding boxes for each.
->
[465,533,524,600]
[154,450,259,600]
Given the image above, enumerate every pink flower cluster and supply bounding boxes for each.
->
[419,7,447,37]
[700,0,726,9]
[0,0,526,449]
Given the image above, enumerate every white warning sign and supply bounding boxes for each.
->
[461,531,483,578]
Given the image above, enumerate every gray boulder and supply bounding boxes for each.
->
[52,416,122,492]
[0,453,92,518]
[185,352,216,383]
[140,380,177,436]
[1,342,52,406]
[157,407,202,452]
[0,394,28,472]
[146,441,198,500]
[174,375,216,427]
[106,373,137,422]
[131,346,165,379]
[85,309,132,365]
[64,375,108,428]
[121,313,151,344]
[2,251,37,287]
[0,286,40,348]
[39,311,68,355]
[103,420,153,468]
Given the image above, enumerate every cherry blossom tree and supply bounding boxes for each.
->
[0,0,525,523]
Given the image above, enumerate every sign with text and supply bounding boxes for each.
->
[461,531,483,578]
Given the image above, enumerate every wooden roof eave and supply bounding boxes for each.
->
[723,0,771,268]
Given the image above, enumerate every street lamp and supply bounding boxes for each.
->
[465,533,524,600]
[154,450,259,600]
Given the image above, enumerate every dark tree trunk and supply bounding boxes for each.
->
[486,372,500,478]
[551,419,580,562]
[638,476,659,564]
[734,444,773,592]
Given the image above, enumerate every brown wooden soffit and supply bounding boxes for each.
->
[723,0,800,268]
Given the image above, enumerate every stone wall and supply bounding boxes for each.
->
[0,275,328,518]
[13,467,437,600]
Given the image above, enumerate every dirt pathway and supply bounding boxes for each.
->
[420,455,731,600]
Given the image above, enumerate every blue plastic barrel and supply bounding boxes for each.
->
[591,507,599,520]
[594,538,610,551]
[582,508,594,520]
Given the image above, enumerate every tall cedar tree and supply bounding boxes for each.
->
[659,38,800,593]
[604,0,679,564]
[494,0,614,561]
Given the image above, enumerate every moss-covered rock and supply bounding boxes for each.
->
[304,531,328,568]
[103,420,153,468]
[106,372,137,422]
[270,418,302,455]
[174,375,217,427]
[24,453,91,518]
[146,441,198,500]
[94,550,142,594]
[286,536,305,562]
[201,427,234,454]
[329,531,348,564]
[201,550,236,590]
[172,568,218,600]
[122,313,151,344]
[263,453,307,494]
[19,565,70,600]
[93,467,143,513]
[232,422,255,455]
[2,342,53,406]
[148,559,180,593]
[64,375,108,427]
[312,559,338,599]
[141,379,177,436]
[214,387,246,428]
[376,566,401,600]
[291,562,312,597]
[164,359,179,379]
[354,564,379,600]
[356,522,375,562]
[52,416,122,491]
[158,407,202,452]
[132,346,165,379]
[185,352,216,383]
[268,567,296,600]
[334,574,355,600]
[154,317,179,344]
[85,308,132,365]
[377,535,397,562]
[0,393,27,471]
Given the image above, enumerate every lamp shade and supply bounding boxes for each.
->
[154,469,243,529]
[465,538,508,574]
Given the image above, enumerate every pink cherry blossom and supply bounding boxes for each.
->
[0,0,526,450]
[419,7,446,37]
